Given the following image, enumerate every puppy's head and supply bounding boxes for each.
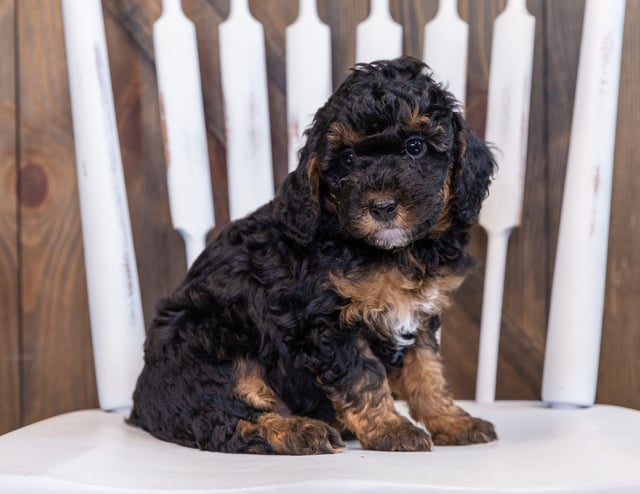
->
[275,56,495,249]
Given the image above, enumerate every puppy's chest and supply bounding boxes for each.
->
[329,268,462,349]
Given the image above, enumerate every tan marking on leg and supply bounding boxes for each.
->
[325,343,432,452]
[390,346,497,445]
[234,360,278,412]
[235,413,345,455]
[390,346,461,416]
[431,166,455,234]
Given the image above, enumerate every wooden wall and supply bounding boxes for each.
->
[1,0,638,435]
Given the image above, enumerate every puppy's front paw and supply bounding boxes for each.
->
[360,419,433,452]
[425,416,497,446]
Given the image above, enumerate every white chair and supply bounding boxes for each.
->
[1,1,639,493]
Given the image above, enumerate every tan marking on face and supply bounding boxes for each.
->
[327,121,362,149]
[404,108,449,152]
[431,164,456,234]
[405,108,431,134]
[456,128,468,161]
[352,206,414,241]
[358,192,415,229]
[307,154,321,202]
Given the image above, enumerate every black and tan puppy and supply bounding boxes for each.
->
[129,56,497,454]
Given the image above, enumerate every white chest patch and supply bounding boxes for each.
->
[388,287,441,350]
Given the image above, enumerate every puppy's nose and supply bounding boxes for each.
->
[368,199,398,222]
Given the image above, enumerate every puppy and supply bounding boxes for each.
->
[128,56,497,454]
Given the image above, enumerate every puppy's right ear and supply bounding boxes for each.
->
[273,154,321,245]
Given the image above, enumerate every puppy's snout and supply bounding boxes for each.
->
[368,199,398,222]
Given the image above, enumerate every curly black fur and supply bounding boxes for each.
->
[128,57,496,454]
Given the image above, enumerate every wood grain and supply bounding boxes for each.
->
[318,0,369,87]
[250,0,296,187]
[184,0,231,228]
[17,0,97,424]
[0,0,20,434]
[599,0,640,408]
[494,0,546,400]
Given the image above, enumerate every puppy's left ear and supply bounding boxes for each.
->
[273,154,321,244]
[450,113,496,226]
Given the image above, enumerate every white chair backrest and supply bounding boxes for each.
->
[61,0,626,413]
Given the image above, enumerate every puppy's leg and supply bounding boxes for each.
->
[234,413,345,455]
[132,356,344,454]
[231,360,344,455]
[320,341,433,452]
[390,346,497,445]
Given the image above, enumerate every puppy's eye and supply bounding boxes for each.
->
[405,137,426,157]
[340,149,355,166]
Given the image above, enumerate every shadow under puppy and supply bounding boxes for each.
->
[129,56,497,454]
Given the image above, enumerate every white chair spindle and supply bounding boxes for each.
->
[355,0,402,64]
[219,0,274,220]
[542,0,626,408]
[285,0,332,173]
[476,0,535,403]
[423,0,468,108]
[61,0,145,412]
[154,0,215,267]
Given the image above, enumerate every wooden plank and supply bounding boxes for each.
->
[17,0,97,424]
[245,0,296,187]
[0,0,21,434]
[317,0,369,87]
[462,0,504,136]
[494,0,547,400]
[599,0,640,409]
[392,0,437,58]
[183,0,231,228]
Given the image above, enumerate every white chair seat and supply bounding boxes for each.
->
[2,401,639,493]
